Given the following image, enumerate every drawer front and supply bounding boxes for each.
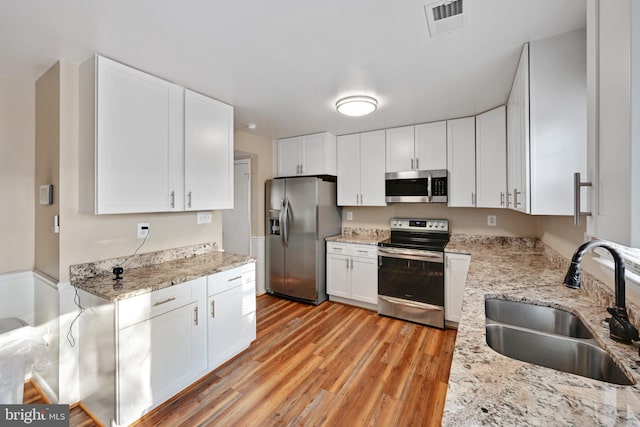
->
[352,244,377,259]
[208,263,256,297]
[118,278,201,329]
[327,242,349,255]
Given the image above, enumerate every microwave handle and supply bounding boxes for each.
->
[427,172,432,202]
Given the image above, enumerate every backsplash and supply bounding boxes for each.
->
[69,241,218,281]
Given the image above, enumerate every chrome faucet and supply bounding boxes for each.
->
[564,240,640,344]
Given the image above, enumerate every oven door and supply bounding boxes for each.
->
[377,247,445,328]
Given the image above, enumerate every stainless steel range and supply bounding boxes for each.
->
[377,218,449,328]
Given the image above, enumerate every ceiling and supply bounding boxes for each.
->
[0,0,586,140]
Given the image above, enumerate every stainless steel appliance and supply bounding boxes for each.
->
[385,169,448,203]
[377,218,449,328]
[266,176,342,305]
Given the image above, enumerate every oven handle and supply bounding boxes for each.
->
[378,247,443,263]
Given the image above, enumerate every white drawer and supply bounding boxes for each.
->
[327,242,349,255]
[117,277,203,329]
[351,244,377,259]
[208,263,256,297]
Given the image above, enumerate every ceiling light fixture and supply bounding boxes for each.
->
[336,96,378,117]
[246,123,257,130]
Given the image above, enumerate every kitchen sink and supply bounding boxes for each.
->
[485,323,633,385]
[484,298,634,385]
[485,298,593,339]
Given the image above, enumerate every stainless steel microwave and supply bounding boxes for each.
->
[385,169,448,203]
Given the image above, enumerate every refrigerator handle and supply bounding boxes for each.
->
[283,198,291,248]
[279,200,286,247]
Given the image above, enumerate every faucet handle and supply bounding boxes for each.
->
[607,307,640,344]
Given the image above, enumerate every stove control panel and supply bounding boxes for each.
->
[390,218,449,233]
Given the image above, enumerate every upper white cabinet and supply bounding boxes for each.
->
[386,121,446,172]
[337,130,386,206]
[79,55,234,214]
[276,132,337,177]
[507,29,587,215]
[447,117,476,207]
[476,106,507,208]
[586,0,639,247]
[184,90,234,211]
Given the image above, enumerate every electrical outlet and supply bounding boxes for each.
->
[487,215,497,227]
[137,223,150,238]
[197,211,212,224]
[346,211,353,221]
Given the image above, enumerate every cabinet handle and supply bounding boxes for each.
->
[506,192,512,207]
[194,306,198,326]
[471,193,476,206]
[170,190,175,208]
[416,158,419,170]
[411,158,414,170]
[513,188,521,207]
[500,192,505,206]
[228,275,242,282]
[350,258,354,269]
[187,191,192,208]
[153,297,176,307]
[211,300,215,318]
[573,172,592,226]
[346,259,349,269]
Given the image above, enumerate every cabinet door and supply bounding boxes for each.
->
[445,253,470,324]
[507,44,530,213]
[326,254,350,298]
[337,134,361,206]
[385,126,415,172]
[350,256,378,304]
[208,285,254,370]
[415,121,447,170]
[277,137,302,177]
[118,302,204,425]
[447,117,476,207]
[95,56,183,214]
[359,130,387,206]
[184,90,234,210]
[302,133,329,176]
[476,106,507,208]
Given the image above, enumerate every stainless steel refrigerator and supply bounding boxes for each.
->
[266,176,342,305]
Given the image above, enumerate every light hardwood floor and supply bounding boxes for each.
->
[27,294,457,426]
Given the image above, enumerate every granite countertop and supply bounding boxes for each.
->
[70,243,254,302]
[326,227,390,245]
[442,236,640,426]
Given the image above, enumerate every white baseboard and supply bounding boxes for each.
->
[250,236,266,295]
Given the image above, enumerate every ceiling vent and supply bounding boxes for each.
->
[424,0,468,38]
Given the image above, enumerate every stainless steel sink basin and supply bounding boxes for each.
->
[485,298,593,339]
[486,323,633,385]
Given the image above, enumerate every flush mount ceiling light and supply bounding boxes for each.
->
[246,123,257,130]
[335,96,378,117]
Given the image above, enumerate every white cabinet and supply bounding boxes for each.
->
[507,29,587,215]
[184,90,234,211]
[207,263,257,370]
[447,117,476,207]
[476,106,507,208]
[337,130,386,206]
[386,122,446,172]
[326,242,378,307]
[79,55,234,214]
[445,253,470,324]
[276,132,337,177]
[116,277,207,426]
[586,0,640,247]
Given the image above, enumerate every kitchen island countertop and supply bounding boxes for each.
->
[442,236,640,426]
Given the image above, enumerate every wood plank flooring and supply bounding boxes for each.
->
[25,294,457,426]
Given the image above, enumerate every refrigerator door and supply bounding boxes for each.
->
[283,177,319,301]
[266,179,286,295]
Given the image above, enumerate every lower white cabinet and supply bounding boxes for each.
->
[326,242,378,307]
[445,253,471,325]
[116,277,207,426]
[207,263,257,370]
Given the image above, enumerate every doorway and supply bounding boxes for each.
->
[222,159,251,255]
